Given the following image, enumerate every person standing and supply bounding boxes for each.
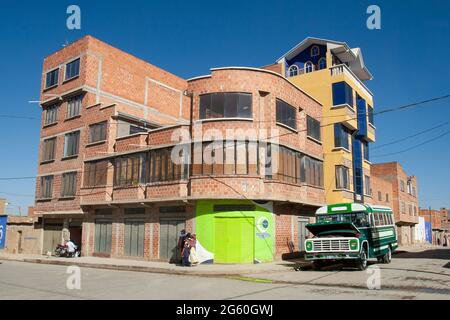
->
[181,232,192,267]
[177,229,187,265]
[188,234,199,266]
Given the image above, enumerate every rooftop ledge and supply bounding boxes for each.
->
[188,66,323,107]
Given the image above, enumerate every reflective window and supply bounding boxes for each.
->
[199,92,252,119]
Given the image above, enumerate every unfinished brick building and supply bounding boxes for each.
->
[35,36,325,263]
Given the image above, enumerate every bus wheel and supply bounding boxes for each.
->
[382,247,392,264]
[356,249,368,271]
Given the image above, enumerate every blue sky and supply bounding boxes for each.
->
[0,0,449,214]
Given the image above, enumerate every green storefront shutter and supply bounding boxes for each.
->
[214,217,254,264]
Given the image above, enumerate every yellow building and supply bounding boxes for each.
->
[276,38,375,204]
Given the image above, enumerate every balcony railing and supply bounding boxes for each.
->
[287,63,326,77]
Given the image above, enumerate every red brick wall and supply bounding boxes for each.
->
[371,162,419,225]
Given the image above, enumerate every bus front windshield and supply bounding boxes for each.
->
[316,212,369,228]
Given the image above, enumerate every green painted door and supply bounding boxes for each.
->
[214,217,254,264]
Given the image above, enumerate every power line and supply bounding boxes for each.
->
[371,129,450,158]
[372,118,450,150]
[0,94,449,181]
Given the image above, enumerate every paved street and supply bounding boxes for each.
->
[0,247,449,300]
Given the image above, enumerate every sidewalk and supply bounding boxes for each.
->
[0,252,296,277]
[0,243,438,277]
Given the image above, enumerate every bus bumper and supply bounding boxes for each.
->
[305,252,360,260]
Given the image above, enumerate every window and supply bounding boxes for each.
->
[311,46,319,57]
[199,92,252,120]
[335,165,350,190]
[400,180,405,192]
[65,58,80,80]
[301,155,323,187]
[44,104,58,125]
[318,212,369,228]
[276,99,297,130]
[363,141,369,161]
[145,146,188,183]
[304,61,313,73]
[408,204,413,216]
[265,144,323,187]
[64,131,80,157]
[129,125,147,135]
[115,154,143,187]
[412,186,416,197]
[401,201,406,214]
[89,122,107,143]
[306,116,321,141]
[378,191,382,201]
[318,57,326,70]
[84,160,109,187]
[364,175,372,196]
[288,65,299,77]
[386,193,389,202]
[40,175,54,199]
[42,137,56,162]
[407,180,412,194]
[334,124,351,150]
[45,69,59,89]
[368,105,374,125]
[61,172,77,197]
[124,208,146,215]
[332,81,353,107]
[195,141,259,177]
[66,95,82,118]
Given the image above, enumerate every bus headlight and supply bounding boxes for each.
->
[305,241,312,251]
[349,239,358,250]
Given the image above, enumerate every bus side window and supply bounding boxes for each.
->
[374,213,379,226]
[388,214,393,225]
[382,213,387,226]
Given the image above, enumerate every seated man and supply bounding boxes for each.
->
[65,239,77,256]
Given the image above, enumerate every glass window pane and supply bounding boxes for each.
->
[224,93,238,118]
[238,93,252,118]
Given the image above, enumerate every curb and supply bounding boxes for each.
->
[0,256,292,277]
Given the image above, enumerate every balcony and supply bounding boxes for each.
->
[330,64,373,100]
[329,103,357,130]
[367,123,376,142]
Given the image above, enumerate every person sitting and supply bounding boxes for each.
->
[65,239,77,257]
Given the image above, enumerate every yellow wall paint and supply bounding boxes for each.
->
[283,50,375,204]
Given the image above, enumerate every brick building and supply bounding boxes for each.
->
[371,162,419,245]
[419,208,448,245]
[371,174,393,208]
[35,36,325,263]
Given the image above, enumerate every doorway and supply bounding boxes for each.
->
[43,224,63,255]
[298,217,310,252]
[159,218,185,263]
[214,217,254,264]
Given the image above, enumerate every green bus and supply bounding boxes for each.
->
[304,203,398,270]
